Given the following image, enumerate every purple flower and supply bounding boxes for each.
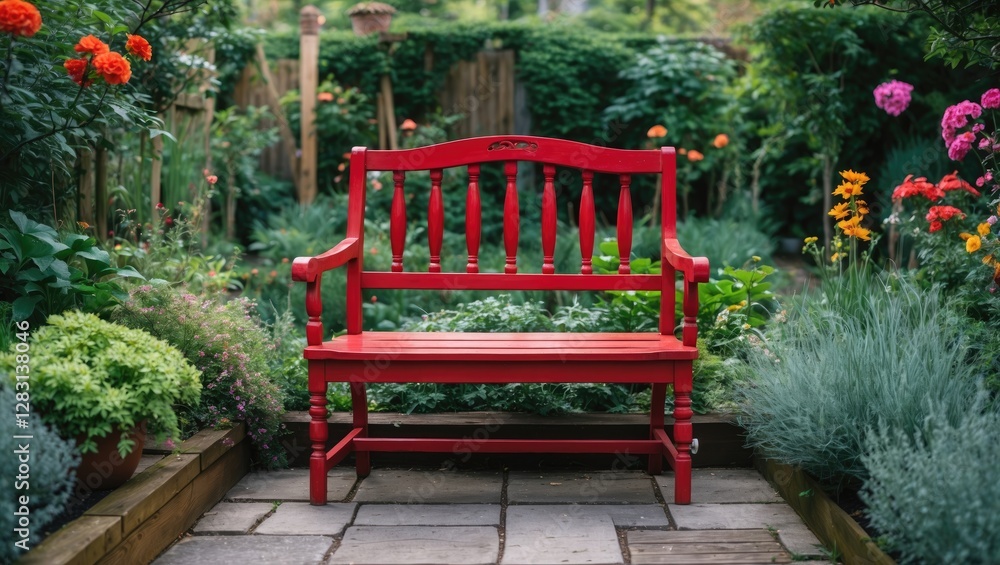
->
[982,88,1000,109]
[988,216,998,226]
[873,80,914,117]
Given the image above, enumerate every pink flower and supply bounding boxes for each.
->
[988,216,998,226]
[980,137,993,150]
[941,100,983,146]
[981,88,1000,109]
[873,80,914,116]
[948,131,976,161]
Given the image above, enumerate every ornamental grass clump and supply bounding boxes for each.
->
[0,383,79,563]
[737,276,981,488]
[862,406,1000,564]
[115,286,288,469]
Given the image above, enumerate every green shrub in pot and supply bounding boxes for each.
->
[1,311,201,457]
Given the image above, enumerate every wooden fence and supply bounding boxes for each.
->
[233,49,519,182]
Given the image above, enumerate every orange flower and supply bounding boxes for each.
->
[317,92,334,102]
[687,150,704,162]
[92,51,131,85]
[400,119,417,131]
[712,133,729,149]
[646,124,667,138]
[678,148,687,155]
[125,34,152,61]
[75,34,110,56]
[0,0,41,37]
[64,58,92,87]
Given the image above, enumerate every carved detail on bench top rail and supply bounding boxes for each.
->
[487,140,538,153]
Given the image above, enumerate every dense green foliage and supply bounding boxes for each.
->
[1,311,201,456]
[0,211,144,326]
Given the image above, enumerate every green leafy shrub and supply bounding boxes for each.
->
[1,211,144,326]
[862,407,1000,564]
[405,295,554,333]
[676,216,776,270]
[0,382,80,562]
[1,311,201,456]
[738,276,979,488]
[114,286,288,468]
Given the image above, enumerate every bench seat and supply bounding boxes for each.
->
[305,332,698,364]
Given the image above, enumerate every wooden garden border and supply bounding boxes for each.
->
[756,457,895,564]
[22,424,249,565]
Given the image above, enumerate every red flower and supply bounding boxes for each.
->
[64,58,92,87]
[0,0,41,37]
[92,51,131,85]
[938,171,981,197]
[125,34,152,61]
[892,174,943,201]
[926,206,965,232]
[75,34,109,56]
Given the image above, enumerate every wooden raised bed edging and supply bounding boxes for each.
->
[756,457,895,565]
[21,424,249,565]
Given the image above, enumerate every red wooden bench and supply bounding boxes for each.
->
[292,135,708,505]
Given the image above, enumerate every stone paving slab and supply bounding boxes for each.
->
[507,471,656,504]
[655,468,783,504]
[253,502,356,536]
[329,525,499,565]
[227,468,355,502]
[154,535,333,565]
[354,504,501,526]
[353,469,503,503]
[502,505,623,564]
[192,502,274,534]
[668,503,824,557]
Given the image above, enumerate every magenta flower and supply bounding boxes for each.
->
[941,100,983,147]
[948,131,976,161]
[873,80,914,117]
[982,88,1000,109]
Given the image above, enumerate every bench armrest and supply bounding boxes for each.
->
[292,237,361,283]
[663,238,708,348]
[662,238,709,283]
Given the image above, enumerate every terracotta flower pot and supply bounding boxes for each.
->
[76,422,148,491]
[346,2,395,36]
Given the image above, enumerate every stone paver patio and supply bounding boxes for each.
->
[154,467,832,564]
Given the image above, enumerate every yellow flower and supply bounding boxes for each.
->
[727,304,741,312]
[856,200,870,216]
[741,323,751,330]
[828,202,851,219]
[959,232,973,241]
[752,256,761,263]
[831,252,842,262]
[842,225,872,241]
[804,236,818,244]
[985,254,998,267]
[978,222,991,237]
[838,216,862,231]
[840,169,870,185]
[833,181,863,199]
[966,236,982,253]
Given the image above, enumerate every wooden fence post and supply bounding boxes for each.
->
[77,148,95,229]
[299,5,321,205]
[95,141,108,240]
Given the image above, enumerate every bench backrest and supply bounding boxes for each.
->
[343,135,681,335]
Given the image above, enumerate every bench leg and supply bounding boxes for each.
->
[673,364,693,504]
[351,382,371,478]
[309,370,328,505]
[647,383,666,475]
